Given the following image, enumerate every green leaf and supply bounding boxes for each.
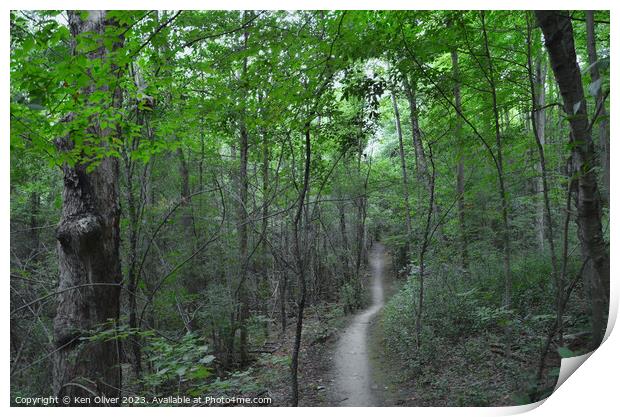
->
[557,346,575,358]
[188,366,211,380]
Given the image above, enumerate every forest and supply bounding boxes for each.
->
[10,10,610,407]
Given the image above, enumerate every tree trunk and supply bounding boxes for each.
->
[402,74,444,241]
[280,219,288,334]
[536,10,609,350]
[526,13,561,345]
[259,108,270,338]
[450,47,469,271]
[29,191,40,258]
[534,56,547,252]
[402,75,427,180]
[261,116,270,286]
[481,12,512,310]
[354,158,370,302]
[53,10,123,403]
[290,124,311,406]
[176,147,192,229]
[391,91,412,261]
[416,142,436,349]
[237,18,251,366]
[337,198,351,286]
[124,148,142,378]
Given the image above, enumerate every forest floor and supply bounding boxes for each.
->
[367,276,556,407]
[252,243,553,407]
[367,313,538,406]
[252,303,350,406]
[253,243,397,406]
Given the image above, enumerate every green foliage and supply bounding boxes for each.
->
[142,333,214,392]
[339,282,361,313]
[557,346,576,359]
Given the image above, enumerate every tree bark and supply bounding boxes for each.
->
[53,10,123,403]
[536,10,609,350]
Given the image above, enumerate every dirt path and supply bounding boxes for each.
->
[333,243,386,406]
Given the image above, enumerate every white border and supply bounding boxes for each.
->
[2,2,617,416]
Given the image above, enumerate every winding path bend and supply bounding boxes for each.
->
[334,243,386,406]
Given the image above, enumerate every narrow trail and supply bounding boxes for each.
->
[334,243,386,406]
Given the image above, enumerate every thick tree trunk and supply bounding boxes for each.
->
[53,10,123,403]
[585,10,610,208]
[536,10,609,350]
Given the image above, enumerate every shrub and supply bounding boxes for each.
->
[142,332,214,394]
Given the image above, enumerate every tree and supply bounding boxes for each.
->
[526,12,560,345]
[390,90,412,262]
[480,11,512,311]
[450,44,468,271]
[52,10,124,402]
[536,10,609,350]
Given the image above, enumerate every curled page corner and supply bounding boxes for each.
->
[548,282,618,396]
[503,398,547,415]
[501,351,597,416]
[552,297,617,394]
[553,351,594,392]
